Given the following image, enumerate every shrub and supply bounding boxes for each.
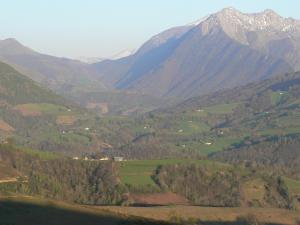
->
[236,214,262,225]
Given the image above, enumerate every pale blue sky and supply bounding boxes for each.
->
[0,0,299,58]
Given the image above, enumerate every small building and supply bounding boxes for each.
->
[99,157,110,161]
[72,156,79,160]
[113,157,124,162]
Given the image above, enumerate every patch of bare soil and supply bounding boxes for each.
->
[0,100,9,107]
[13,105,41,117]
[0,164,19,180]
[0,120,15,132]
[56,115,77,125]
[0,85,9,95]
[129,192,189,206]
[95,206,300,225]
[86,102,109,114]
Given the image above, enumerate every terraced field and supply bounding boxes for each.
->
[203,102,240,114]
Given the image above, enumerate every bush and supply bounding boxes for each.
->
[236,214,262,225]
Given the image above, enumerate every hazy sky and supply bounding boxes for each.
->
[1,0,299,58]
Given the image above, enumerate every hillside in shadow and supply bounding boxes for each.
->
[0,198,173,225]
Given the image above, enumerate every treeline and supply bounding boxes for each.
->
[211,134,300,179]
[153,164,240,207]
[0,143,125,204]
[153,164,293,208]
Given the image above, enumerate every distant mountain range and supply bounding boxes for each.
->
[1,8,300,104]
[93,7,300,99]
[76,49,136,64]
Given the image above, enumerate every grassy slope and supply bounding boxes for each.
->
[2,196,299,225]
[283,177,300,196]
[118,158,300,210]
[119,159,229,187]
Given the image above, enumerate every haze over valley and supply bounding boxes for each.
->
[0,2,300,225]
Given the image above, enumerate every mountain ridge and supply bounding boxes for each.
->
[0,38,107,97]
[92,8,298,99]
[92,8,300,99]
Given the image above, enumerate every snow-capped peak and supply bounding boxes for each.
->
[76,56,106,64]
[215,8,298,31]
[110,49,136,60]
[186,8,300,45]
[188,7,300,32]
[76,49,136,64]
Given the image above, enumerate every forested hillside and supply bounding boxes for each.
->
[0,143,124,204]
[1,143,300,210]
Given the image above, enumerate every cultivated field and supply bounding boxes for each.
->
[118,159,228,187]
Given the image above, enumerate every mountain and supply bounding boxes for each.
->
[0,61,133,154]
[0,61,69,106]
[0,39,162,114]
[0,61,79,149]
[93,8,300,99]
[0,38,106,96]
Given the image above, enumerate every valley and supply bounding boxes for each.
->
[1,5,300,225]
[1,62,300,223]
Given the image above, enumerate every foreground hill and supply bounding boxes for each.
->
[0,142,299,225]
[1,142,299,209]
[3,195,300,225]
[0,196,172,225]
[93,8,300,99]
